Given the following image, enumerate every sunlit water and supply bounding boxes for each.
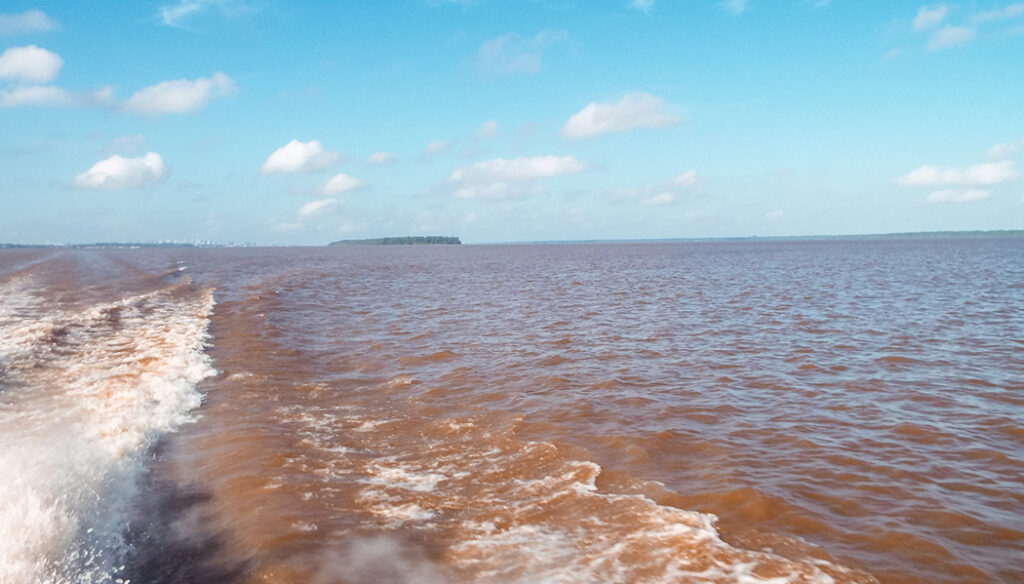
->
[1,238,1021,583]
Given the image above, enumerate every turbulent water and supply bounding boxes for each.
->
[0,238,1021,584]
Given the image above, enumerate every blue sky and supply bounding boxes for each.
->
[1,0,1022,244]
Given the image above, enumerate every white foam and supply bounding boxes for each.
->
[0,279,216,584]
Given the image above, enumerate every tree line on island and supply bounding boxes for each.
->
[328,236,462,246]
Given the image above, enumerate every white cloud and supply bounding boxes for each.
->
[671,169,700,187]
[477,30,569,76]
[925,188,990,203]
[0,45,62,83]
[641,191,675,206]
[914,4,949,30]
[423,140,451,156]
[972,3,1024,23]
[123,72,234,115]
[609,169,700,206]
[0,10,58,35]
[259,139,342,174]
[298,198,338,217]
[272,221,302,232]
[452,182,546,200]
[448,155,586,183]
[898,161,1017,186]
[159,0,257,28]
[366,151,397,165]
[0,68,230,115]
[477,120,498,139]
[989,137,1024,159]
[446,155,586,200]
[721,0,750,15]
[320,173,366,196]
[74,152,168,190]
[630,0,655,13]
[561,92,680,139]
[766,209,784,219]
[927,25,975,50]
[0,84,114,108]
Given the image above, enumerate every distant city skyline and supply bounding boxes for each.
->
[1,1,1022,244]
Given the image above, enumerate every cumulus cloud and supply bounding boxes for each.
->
[0,45,62,82]
[927,25,975,50]
[123,72,234,115]
[477,30,569,76]
[477,120,498,139]
[159,0,258,28]
[913,4,949,30]
[74,152,168,190]
[320,173,366,196]
[925,188,990,203]
[561,92,680,139]
[898,161,1017,186]
[721,0,750,15]
[446,155,586,199]
[0,10,58,35]
[366,151,397,165]
[298,198,338,217]
[0,84,114,108]
[260,139,343,174]
[423,140,451,156]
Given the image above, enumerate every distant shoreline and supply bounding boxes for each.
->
[1,229,1021,249]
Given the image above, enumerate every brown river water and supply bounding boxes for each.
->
[0,238,1021,584]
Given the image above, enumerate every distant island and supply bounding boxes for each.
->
[329,236,462,246]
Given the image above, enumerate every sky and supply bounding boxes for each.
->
[0,1,1022,245]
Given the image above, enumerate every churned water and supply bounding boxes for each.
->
[1,238,1021,583]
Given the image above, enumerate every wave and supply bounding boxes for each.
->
[0,271,215,584]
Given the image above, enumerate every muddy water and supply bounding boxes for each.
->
[1,238,1022,583]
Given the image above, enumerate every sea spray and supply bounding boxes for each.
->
[0,278,216,584]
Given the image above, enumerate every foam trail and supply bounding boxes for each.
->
[0,274,216,584]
